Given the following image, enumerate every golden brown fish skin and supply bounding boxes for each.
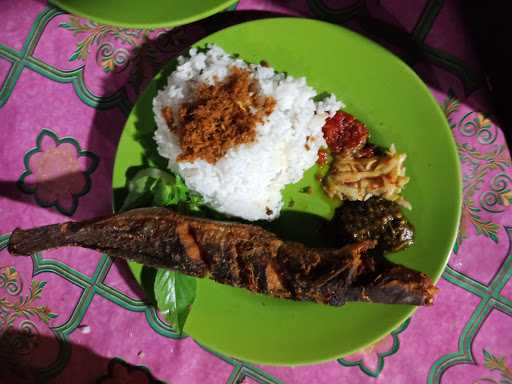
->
[7,207,436,306]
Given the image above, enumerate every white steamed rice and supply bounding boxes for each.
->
[153,45,342,221]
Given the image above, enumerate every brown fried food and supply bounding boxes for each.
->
[163,66,276,164]
[8,208,436,306]
[332,198,414,253]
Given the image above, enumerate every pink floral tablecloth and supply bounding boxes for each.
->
[1,1,511,383]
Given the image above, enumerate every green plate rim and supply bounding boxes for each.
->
[49,0,239,29]
[112,17,462,365]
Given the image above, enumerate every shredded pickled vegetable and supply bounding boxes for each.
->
[323,144,411,209]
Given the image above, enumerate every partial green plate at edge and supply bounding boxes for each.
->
[112,18,461,365]
[49,0,238,28]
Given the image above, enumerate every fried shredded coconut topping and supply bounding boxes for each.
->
[161,66,276,164]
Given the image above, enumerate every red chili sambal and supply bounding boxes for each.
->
[322,111,369,154]
[317,148,329,166]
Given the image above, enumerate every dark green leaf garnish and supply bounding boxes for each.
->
[154,269,197,336]
[120,167,206,334]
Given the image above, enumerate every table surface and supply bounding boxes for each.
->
[1,1,511,383]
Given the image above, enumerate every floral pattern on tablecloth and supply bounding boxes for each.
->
[18,128,99,216]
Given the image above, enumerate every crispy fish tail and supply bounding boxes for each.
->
[9,220,85,256]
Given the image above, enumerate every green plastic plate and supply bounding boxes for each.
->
[112,18,461,365]
[49,0,238,28]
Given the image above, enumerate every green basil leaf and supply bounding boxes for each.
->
[187,193,204,212]
[120,176,157,212]
[122,167,206,334]
[313,91,331,102]
[152,178,179,207]
[154,269,197,336]
[122,167,206,214]
[174,175,189,201]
